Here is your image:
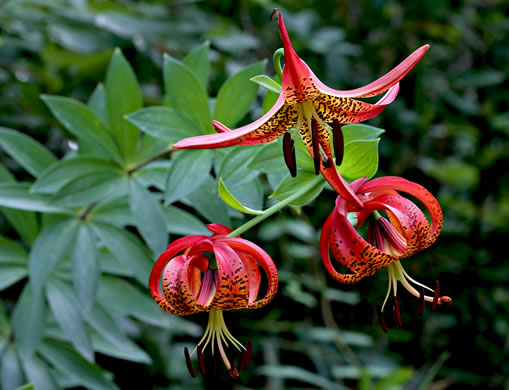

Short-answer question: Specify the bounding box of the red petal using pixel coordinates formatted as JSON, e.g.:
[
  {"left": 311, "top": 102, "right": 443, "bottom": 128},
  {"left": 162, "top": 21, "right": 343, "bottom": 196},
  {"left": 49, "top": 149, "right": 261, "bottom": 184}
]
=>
[{"left": 207, "top": 223, "right": 233, "bottom": 236}]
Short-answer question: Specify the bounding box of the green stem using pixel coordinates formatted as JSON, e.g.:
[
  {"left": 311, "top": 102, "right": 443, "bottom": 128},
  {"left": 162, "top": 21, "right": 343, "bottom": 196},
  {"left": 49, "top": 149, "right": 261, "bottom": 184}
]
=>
[
  {"left": 373, "top": 210, "right": 382, "bottom": 221},
  {"left": 273, "top": 48, "right": 284, "bottom": 79},
  {"left": 227, "top": 175, "right": 323, "bottom": 237}
]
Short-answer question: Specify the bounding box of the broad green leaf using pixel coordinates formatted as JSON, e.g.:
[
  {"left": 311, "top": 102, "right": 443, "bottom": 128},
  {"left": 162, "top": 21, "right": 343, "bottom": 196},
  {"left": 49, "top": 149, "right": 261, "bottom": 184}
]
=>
[
  {"left": 97, "top": 276, "right": 167, "bottom": 327},
  {"left": 0, "top": 127, "right": 56, "bottom": 177},
  {"left": 0, "top": 183, "right": 69, "bottom": 213},
  {"left": 0, "top": 265, "right": 27, "bottom": 290},
  {"left": 129, "top": 179, "right": 167, "bottom": 255},
  {"left": 39, "top": 340, "right": 119, "bottom": 390},
  {"left": 162, "top": 205, "right": 209, "bottom": 236},
  {"left": 105, "top": 49, "right": 142, "bottom": 161},
  {"left": 132, "top": 135, "right": 168, "bottom": 163},
  {"left": 0, "top": 205, "right": 38, "bottom": 246},
  {"left": 338, "top": 139, "right": 379, "bottom": 181},
  {"left": 15, "top": 385, "right": 35, "bottom": 390},
  {"left": 248, "top": 141, "right": 288, "bottom": 174},
  {"left": 1, "top": 345, "right": 24, "bottom": 390},
  {"left": 218, "top": 177, "right": 263, "bottom": 215},
  {"left": 46, "top": 280, "right": 93, "bottom": 361},
  {"left": 88, "top": 197, "right": 133, "bottom": 227},
  {"left": 0, "top": 235, "right": 28, "bottom": 265},
  {"left": 90, "top": 223, "right": 153, "bottom": 285},
  {"left": 375, "top": 367, "right": 414, "bottom": 390},
  {"left": 165, "top": 150, "right": 212, "bottom": 204},
  {"left": 98, "top": 247, "right": 134, "bottom": 277},
  {"left": 183, "top": 176, "right": 231, "bottom": 226},
  {"left": 72, "top": 224, "right": 99, "bottom": 309},
  {"left": 22, "top": 355, "right": 59, "bottom": 390},
  {"left": 0, "top": 302, "right": 10, "bottom": 353},
  {"left": 42, "top": 95, "right": 121, "bottom": 161},
  {"left": 126, "top": 106, "right": 202, "bottom": 143},
  {"left": 163, "top": 54, "right": 213, "bottom": 133},
  {"left": 87, "top": 83, "right": 108, "bottom": 125},
  {"left": 183, "top": 41, "right": 210, "bottom": 89},
  {"left": 270, "top": 172, "right": 325, "bottom": 207},
  {"left": 91, "top": 331, "right": 151, "bottom": 364},
  {"left": 50, "top": 172, "right": 128, "bottom": 208},
  {"left": 11, "top": 284, "right": 46, "bottom": 357},
  {"left": 134, "top": 160, "right": 171, "bottom": 191},
  {"left": 29, "top": 218, "right": 79, "bottom": 291},
  {"left": 0, "top": 164, "right": 14, "bottom": 180},
  {"left": 218, "top": 146, "right": 260, "bottom": 186},
  {"left": 214, "top": 60, "right": 266, "bottom": 128},
  {"left": 250, "top": 75, "right": 282, "bottom": 93},
  {"left": 32, "top": 156, "right": 123, "bottom": 194},
  {"left": 341, "top": 124, "right": 385, "bottom": 145}
]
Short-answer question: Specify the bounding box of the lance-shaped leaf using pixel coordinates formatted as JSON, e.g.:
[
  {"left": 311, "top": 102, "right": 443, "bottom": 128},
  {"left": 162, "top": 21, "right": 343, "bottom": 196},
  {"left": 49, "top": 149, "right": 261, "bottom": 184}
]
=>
[
  {"left": 1, "top": 345, "right": 24, "bottom": 390},
  {"left": 0, "top": 127, "right": 56, "bottom": 177},
  {"left": 270, "top": 171, "right": 325, "bottom": 207},
  {"left": 0, "top": 183, "right": 69, "bottom": 214},
  {"left": 21, "top": 354, "right": 59, "bottom": 390},
  {"left": 218, "top": 177, "right": 263, "bottom": 215},
  {"left": 183, "top": 41, "right": 210, "bottom": 89},
  {"left": 338, "top": 139, "right": 380, "bottom": 181}
]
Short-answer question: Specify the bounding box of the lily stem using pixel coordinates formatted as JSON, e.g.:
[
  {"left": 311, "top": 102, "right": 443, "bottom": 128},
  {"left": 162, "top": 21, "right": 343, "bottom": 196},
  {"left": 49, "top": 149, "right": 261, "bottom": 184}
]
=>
[{"left": 227, "top": 175, "right": 323, "bottom": 237}]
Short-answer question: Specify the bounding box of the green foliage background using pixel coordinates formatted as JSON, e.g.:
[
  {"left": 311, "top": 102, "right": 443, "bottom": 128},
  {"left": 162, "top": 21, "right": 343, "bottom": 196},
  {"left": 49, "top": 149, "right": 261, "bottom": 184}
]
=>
[{"left": 0, "top": 1, "right": 507, "bottom": 389}]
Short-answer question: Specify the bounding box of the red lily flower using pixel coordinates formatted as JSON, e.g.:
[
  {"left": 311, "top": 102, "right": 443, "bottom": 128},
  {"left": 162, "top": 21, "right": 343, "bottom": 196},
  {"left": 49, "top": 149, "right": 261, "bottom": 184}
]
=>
[
  {"left": 320, "top": 177, "right": 451, "bottom": 327},
  {"left": 173, "top": 11, "right": 429, "bottom": 210},
  {"left": 149, "top": 224, "right": 278, "bottom": 379}
]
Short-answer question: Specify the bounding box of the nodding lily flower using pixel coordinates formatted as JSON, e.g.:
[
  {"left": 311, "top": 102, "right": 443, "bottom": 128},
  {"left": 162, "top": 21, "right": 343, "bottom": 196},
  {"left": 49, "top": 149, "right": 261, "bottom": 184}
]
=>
[
  {"left": 320, "top": 176, "right": 451, "bottom": 330},
  {"left": 173, "top": 10, "right": 429, "bottom": 210},
  {"left": 149, "top": 224, "right": 278, "bottom": 379}
]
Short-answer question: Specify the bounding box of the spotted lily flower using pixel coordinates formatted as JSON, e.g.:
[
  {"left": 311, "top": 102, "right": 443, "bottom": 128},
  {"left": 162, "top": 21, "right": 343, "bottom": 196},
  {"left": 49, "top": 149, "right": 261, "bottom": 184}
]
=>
[
  {"left": 320, "top": 176, "right": 451, "bottom": 328},
  {"left": 148, "top": 224, "right": 278, "bottom": 379},
  {"left": 173, "top": 11, "right": 429, "bottom": 210}
]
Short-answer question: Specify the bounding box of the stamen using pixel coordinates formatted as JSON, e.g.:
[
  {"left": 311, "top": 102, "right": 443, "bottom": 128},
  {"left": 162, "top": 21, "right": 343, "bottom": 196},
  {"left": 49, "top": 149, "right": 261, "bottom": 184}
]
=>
[
  {"left": 440, "top": 296, "right": 452, "bottom": 306},
  {"left": 184, "top": 347, "right": 197, "bottom": 377},
  {"left": 332, "top": 120, "right": 344, "bottom": 166},
  {"left": 417, "top": 287, "right": 425, "bottom": 316},
  {"left": 378, "top": 218, "right": 407, "bottom": 255},
  {"left": 319, "top": 145, "right": 332, "bottom": 168},
  {"left": 392, "top": 297, "right": 402, "bottom": 328},
  {"left": 432, "top": 280, "right": 440, "bottom": 311},
  {"left": 377, "top": 305, "right": 388, "bottom": 333},
  {"left": 197, "top": 269, "right": 216, "bottom": 306},
  {"left": 311, "top": 119, "right": 321, "bottom": 175},
  {"left": 240, "top": 341, "right": 253, "bottom": 370},
  {"left": 197, "top": 346, "right": 206, "bottom": 376},
  {"left": 283, "top": 132, "right": 297, "bottom": 177}
]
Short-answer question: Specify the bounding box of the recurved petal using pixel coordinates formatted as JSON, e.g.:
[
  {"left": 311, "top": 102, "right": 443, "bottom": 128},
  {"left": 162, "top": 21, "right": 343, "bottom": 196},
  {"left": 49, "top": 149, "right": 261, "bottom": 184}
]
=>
[
  {"left": 311, "top": 44, "right": 429, "bottom": 98},
  {"left": 207, "top": 223, "right": 233, "bottom": 236},
  {"left": 314, "top": 84, "right": 400, "bottom": 124},
  {"left": 173, "top": 94, "right": 298, "bottom": 149},
  {"left": 359, "top": 177, "right": 442, "bottom": 245}
]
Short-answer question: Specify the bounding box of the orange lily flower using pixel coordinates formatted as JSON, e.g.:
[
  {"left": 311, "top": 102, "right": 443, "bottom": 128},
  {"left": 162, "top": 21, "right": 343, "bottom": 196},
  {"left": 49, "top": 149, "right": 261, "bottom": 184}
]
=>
[
  {"left": 174, "top": 11, "right": 429, "bottom": 210},
  {"left": 149, "top": 224, "right": 278, "bottom": 378},
  {"left": 320, "top": 177, "right": 451, "bottom": 329}
]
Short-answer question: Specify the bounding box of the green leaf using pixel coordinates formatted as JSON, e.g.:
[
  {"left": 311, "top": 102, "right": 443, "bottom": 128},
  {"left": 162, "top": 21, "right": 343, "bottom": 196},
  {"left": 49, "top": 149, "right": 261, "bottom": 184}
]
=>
[
  {"left": 129, "top": 179, "right": 167, "bottom": 255},
  {"left": 39, "top": 339, "right": 119, "bottom": 390},
  {"left": 91, "top": 331, "right": 152, "bottom": 364},
  {"left": 46, "top": 279, "right": 93, "bottom": 362},
  {"left": 214, "top": 60, "right": 266, "bottom": 128},
  {"left": 0, "top": 205, "right": 39, "bottom": 246},
  {"left": 162, "top": 205, "right": 210, "bottom": 235},
  {"left": 0, "top": 183, "right": 69, "bottom": 214},
  {"left": 87, "top": 83, "right": 108, "bottom": 125},
  {"left": 163, "top": 54, "right": 213, "bottom": 133},
  {"left": 183, "top": 176, "right": 231, "bottom": 226},
  {"left": 134, "top": 160, "right": 171, "bottom": 191},
  {"left": 126, "top": 106, "right": 202, "bottom": 144},
  {"left": 0, "top": 127, "right": 56, "bottom": 177},
  {"left": 11, "top": 284, "right": 46, "bottom": 357},
  {"left": 165, "top": 150, "right": 212, "bottom": 204},
  {"left": 88, "top": 197, "right": 133, "bottom": 227},
  {"left": 259, "top": 365, "right": 340, "bottom": 389},
  {"left": 338, "top": 139, "right": 379, "bottom": 181},
  {"left": 218, "top": 177, "right": 263, "bottom": 215},
  {"left": 42, "top": 95, "right": 121, "bottom": 161},
  {"left": 15, "top": 385, "right": 35, "bottom": 390},
  {"left": 50, "top": 172, "right": 128, "bottom": 208},
  {"left": 32, "top": 156, "right": 123, "bottom": 194},
  {"left": 21, "top": 355, "right": 59, "bottom": 390},
  {"left": 72, "top": 223, "right": 99, "bottom": 309},
  {"left": 270, "top": 172, "right": 325, "bottom": 207},
  {"left": 0, "top": 265, "right": 27, "bottom": 290},
  {"left": 105, "top": 48, "right": 142, "bottom": 161},
  {"left": 341, "top": 124, "right": 385, "bottom": 145},
  {"left": 1, "top": 345, "right": 24, "bottom": 390},
  {"left": 183, "top": 41, "right": 210, "bottom": 89},
  {"left": 0, "top": 235, "right": 28, "bottom": 265},
  {"left": 247, "top": 142, "right": 288, "bottom": 174},
  {"left": 218, "top": 146, "right": 260, "bottom": 185},
  {"left": 250, "top": 75, "right": 282, "bottom": 94},
  {"left": 90, "top": 223, "right": 153, "bottom": 285},
  {"left": 97, "top": 276, "right": 167, "bottom": 327},
  {"left": 29, "top": 218, "right": 79, "bottom": 291}
]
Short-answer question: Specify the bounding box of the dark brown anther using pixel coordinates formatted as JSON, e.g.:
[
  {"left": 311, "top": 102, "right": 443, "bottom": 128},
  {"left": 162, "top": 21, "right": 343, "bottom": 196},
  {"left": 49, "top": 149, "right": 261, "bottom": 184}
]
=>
[
  {"left": 311, "top": 119, "right": 321, "bottom": 175},
  {"left": 332, "top": 119, "right": 344, "bottom": 166},
  {"left": 392, "top": 297, "right": 402, "bottom": 328},
  {"left": 270, "top": 8, "right": 278, "bottom": 22},
  {"left": 184, "top": 347, "right": 196, "bottom": 378},
  {"left": 417, "top": 287, "right": 425, "bottom": 316},
  {"left": 283, "top": 132, "right": 297, "bottom": 177},
  {"left": 197, "top": 346, "right": 206, "bottom": 376},
  {"left": 432, "top": 280, "right": 440, "bottom": 312},
  {"left": 241, "top": 341, "right": 253, "bottom": 370},
  {"left": 377, "top": 305, "right": 388, "bottom": 333}
]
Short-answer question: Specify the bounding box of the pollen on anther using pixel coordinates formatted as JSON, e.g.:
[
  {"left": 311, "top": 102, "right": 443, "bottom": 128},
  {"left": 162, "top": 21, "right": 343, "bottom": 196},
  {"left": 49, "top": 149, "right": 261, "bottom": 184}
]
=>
[{"left": 184, "top": 347, "right": 196, "bottom": 377}]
